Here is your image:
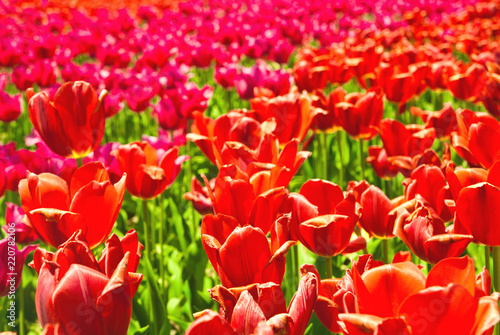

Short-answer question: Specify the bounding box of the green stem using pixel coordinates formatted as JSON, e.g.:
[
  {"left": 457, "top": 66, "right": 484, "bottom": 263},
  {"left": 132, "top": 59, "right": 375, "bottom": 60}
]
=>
[
  {"left": 359, "top": 140, "right": 366, "bottom": 180},
  {"left": 382, "top": 238, "right": 389, "bottom": 264},
  {"left": 336, "top": 132, "right": 344, "bottom": 188},
  {"left": 159, "top": 193, "right": 165, "bottom": 290},
  {"left": 292, "top": 244, "right": 299, "bottom": 289},
  {"left": 75, "top": 157, "right": 83, "bottom": 168},
  {"left": 325, "top": 257, "right": 332, "bottom": 279},
  {"left": 142, "top": 200, "right": 151, "bottom": 258},
  {"left": 19, "top": 275, "right": 24, "bottom": 335},
  {"left": 493, "top": 246, "right": 500, "bottom": 292},
  {"left": 321, "top": 132, "right": 328, "bottom": 181},
  {"left": 185, "top": 123, "right": 197, "bottom": 241},
  {"left": 226, "top": 89, "right": 232, "bottom": 111},
  {"left": 486, "top": 246, "right": 491, "bottom": 274},
  {"left": 493, "top": 246, "right": 500, "bottom": 335}
]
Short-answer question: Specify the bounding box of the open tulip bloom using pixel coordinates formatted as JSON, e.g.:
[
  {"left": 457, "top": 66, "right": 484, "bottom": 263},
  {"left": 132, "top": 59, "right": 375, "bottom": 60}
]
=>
[
  {"left": 19, "top": 161, "right": 126, "bottom": 249},
  {"left": 30, "top": 230, "right": 143, "bottom": 335}
]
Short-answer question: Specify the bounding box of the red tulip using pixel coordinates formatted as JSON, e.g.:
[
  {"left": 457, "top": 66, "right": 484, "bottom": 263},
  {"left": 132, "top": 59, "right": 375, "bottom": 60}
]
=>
[
  {"left": 19, "top": 162, "right": 126, "bottom": 249},
  {"left": 335, "top": 256, "right": 499, "bottom": 335},
  {"left": 451, "top": 109, "right": 500, "bottom": 168},
  {"left": 293, "top": 59, "right": 330, "bottom": 92},
  {"left": 27, "top": 81, "right": 107, "bottom": 158},
  {"left": 455, "top": 160, "right": 500, "bottom": 245},
  {"left": 201, "top": 214, "right": 295, "bottom": 288},
  {"left": 203, "top": 168, "right": 288, "bottom": 234},
  {"left": 187, "top": 271, "right": 318, "bottom": 335},
  {"left": 250, "top": 90, "right": 318, "bottom": 143},
  {"left": 282, "top": 180, "right": 362, "bottom": 254},
  {"left": 446, "top": 63, "right": 487, "bottom": 101},
  {"left": 394, "top": 204, "right": 473, "bottom": 264},
  {"left": 445, "top": 165, "right": 487, "bottom": 201},
  {"left": 404, "top": 165, "right": 454, "bottom": 222},
  {"left": 183, "top": 176, "right": 214, "bottom": 215},
  {"left": 30, "top": 230, "right": 143, "bottom": 335},
  {"left": 114, "top": 141, "right": 187, "bottom": 199},
  {"left": 359, "top": 185, "right": 397, "bottom": 238},
  {"left": 0, "top": 74, "right": 21, "bottom": 122},
  {"left": 410, "top": 103, "right": 458, "bottom": 139},
  {"left": 297, "top": 195, "right": 361, "bottom": 257},
  {"left": 335, "top": 87, "right": 384, "bottom": 140},
  {"left": 310, "top": 87, "right": 342, "bottom": 132},
  {"left": 368, "top": 119, "right": 436, "bottom": 178}
]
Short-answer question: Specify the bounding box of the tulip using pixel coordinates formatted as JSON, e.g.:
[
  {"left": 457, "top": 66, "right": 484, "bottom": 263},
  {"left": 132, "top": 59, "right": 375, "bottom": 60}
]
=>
[
  {"left": 404, "top": 165, "right": 454, "bottom": 222},
  {"left": 30, "top": 230, "right": 143, "bottom": 335},
  {"left": 0, "top": 238, "right": 37, "bottom": 297},
  {"left": 187, "top": 271, "right": 318, "bottom": 335},
  {"left": 410, "top": 104, "right": 458, "bottom": 139},
  {"left": 1, "top": 142, "right": 27, "bottom": 192},
  {"left": 0, "top": 74, "right": 21, "bottom": 123},
  {"left": 310, "top": 88, "right": 342, "bottom": 132},
  {"left": 455, "top": 161, "right": 500, "bottom": 246},
  {"left": 114, "top": 141, "right": 187, "bottom": 199},
  {"left": 446, "top": 63, "right": 487, "bottom": 101},
  {"left": 19, "top": 162, "right": 126, "bottom": 249},
  {"left": 2, "top": 203, "right": 38, "bottom": 244},
  {"left": 450, "top": 109, "right": 500, "bottom": 168},
  {"left": 335, "top": 87, "right": 384, "bottom": 140},
  {"left": 27, "top": 81, "right": 107, "bottom": 159},
  {"left": 183, "top": 176, "right": 214, "bottom": 215},
  {"left": 358, "top": 185, "right": 397, "bottom": 239},
  {"left": 394, "top": 204, "right": 473, "bottom": 264},
  {"left": 201, "top": 214, "right": 295, "bottom": 288},
  {"left": 250, "top": 90, "right": 317, "bottom": 143},
  {"left": 335, "top": 256, "right": 499, "bottom": 335},
  {"left": 291, "top": 180, "right": 361, "bottom": 257},
  {"left": 368, "top": 119, "right": 436, "bottom": 178}
]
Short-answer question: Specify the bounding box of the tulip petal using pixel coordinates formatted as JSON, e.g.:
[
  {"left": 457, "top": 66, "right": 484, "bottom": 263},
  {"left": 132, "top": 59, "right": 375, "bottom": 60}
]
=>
[
  {"left": 52, "top": 264, "right": 109, "bottom": 334},
  {"left": 354, "top": 262, "right": 426, "bottom": 317},
  {"left": 398, "top": 285, "right": 477, "bottom": 335},
  {"left": 288, "top": 272, "right": 318, "bottom": 335},
  {"left": 231, "top": 290, "right": 266, "bottom": 335},
  {"left": 219, "top": 226, "right": 272, "bottom": 287},
  {"left": 185, "top": 310, "right": 236, "bottom": 335},
  {"left": 455, "top": 183, "right": 500, "bottom": 246}
]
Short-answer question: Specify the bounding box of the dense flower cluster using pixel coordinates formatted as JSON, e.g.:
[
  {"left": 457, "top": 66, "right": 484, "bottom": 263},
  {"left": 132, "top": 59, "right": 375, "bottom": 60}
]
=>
[{"left": 1, "top": 0, "right": 500, "bottom": 333}]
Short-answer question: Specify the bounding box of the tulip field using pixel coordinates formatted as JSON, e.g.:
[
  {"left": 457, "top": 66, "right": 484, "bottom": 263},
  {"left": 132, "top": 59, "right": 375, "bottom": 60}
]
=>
[{"left": 3, "top": 0, "right": 500, "bottom": 333}]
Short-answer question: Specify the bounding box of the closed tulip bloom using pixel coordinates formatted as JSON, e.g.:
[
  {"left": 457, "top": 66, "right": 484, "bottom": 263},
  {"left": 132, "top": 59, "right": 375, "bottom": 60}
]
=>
[
  {"left": 201, "top": 214, "right": 295, "bottom": 288},
  {"left": 359, "top": 185, "right": 397, "bottom": 238},
  {"left": 0, "top": 238, "right": 37, "bottom": 296},
  {"left": 455, "top": 160, "right": 500, "bottom": 245},
  {"left": 0, "top": 74, "right": 21, "bottom": 122},
  {"left": 115, "top": 141, "right": 187, "bottom": 199},
  {"left": 27, "top": 81, "right": 107, "bottom": 159},
  {"left": 19, "top": 162, "right": 126, "bottom": 249},
  {"left": 30, "top": 230, "right": 142, "bottom": 335},
  {"left": 335, "top": 87, "right": 384, "bottom": 140}
]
